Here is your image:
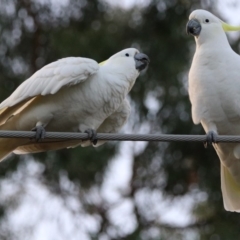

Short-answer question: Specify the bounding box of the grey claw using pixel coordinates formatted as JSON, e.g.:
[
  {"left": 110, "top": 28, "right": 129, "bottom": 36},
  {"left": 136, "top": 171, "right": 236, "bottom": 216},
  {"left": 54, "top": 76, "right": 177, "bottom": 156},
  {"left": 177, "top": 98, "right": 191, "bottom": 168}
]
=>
[
  {"left": 204, "top": 131, "right": 217, "bottom": 148},
  {"left": 84, "top": 129, "right": 98, "bottom": 145},
  {"left": 32, "top": 126, "right": 46, "bottom": 141}
]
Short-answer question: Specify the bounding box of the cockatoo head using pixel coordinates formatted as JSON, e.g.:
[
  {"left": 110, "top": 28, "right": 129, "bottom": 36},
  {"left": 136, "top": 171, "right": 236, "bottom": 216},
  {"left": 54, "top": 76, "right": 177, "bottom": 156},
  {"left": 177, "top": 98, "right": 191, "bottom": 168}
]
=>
[
  {"left": 100, "top": 48, "right": 149, "bottom": 73},
  {"left": 186, "top": 9, "right": 240, "bottom": 41}
]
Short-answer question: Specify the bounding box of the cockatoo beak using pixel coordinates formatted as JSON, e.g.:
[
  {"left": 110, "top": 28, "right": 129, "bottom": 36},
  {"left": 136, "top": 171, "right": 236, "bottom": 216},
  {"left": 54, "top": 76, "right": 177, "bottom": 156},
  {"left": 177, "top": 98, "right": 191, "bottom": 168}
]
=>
[
  {"left": 186, "top": 19, "right": 202, "bottom": 37},
  {"left": 134, "top": 53, "right": 150, "bottom": 71},
  {"left": 222, "top": 21, "right": 240, "bottom": 32}
]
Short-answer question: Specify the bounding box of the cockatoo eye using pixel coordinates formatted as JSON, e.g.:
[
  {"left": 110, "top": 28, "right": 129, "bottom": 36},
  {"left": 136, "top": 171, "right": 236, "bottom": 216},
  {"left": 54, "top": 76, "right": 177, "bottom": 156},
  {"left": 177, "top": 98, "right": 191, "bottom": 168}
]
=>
[
  {"left": 125, "top": 53, "right": 129, "bottom": 57},
  {"left": 205, "top": 19, "right": 210, "bottom": 23}
]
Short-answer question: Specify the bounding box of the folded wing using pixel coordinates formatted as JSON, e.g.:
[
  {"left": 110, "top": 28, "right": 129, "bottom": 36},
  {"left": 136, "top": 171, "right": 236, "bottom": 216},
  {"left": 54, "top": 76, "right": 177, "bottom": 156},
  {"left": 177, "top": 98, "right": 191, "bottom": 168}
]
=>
[{"left": 0, "top": 57, "right": 99, "bottom": 124}]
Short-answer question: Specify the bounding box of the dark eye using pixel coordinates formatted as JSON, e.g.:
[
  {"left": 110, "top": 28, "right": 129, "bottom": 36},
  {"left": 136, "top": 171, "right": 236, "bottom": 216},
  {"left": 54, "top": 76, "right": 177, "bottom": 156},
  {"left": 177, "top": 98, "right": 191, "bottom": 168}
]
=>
[
  {"left": 125, "top": 53, "right": 129, "bottom": 57},
  {"left": 205, "top": 19, "right": 209, "bottom": 23}
]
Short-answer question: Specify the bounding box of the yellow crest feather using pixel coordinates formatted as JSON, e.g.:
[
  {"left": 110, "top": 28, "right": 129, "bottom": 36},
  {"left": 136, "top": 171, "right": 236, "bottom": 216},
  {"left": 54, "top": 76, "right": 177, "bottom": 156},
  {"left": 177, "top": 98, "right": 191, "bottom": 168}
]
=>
[
  {"left": 99, "top": 60, "right": 107, "bottom": 66},
  {"left": 222, "top": 21, "right": 240, "bottom": 32}
]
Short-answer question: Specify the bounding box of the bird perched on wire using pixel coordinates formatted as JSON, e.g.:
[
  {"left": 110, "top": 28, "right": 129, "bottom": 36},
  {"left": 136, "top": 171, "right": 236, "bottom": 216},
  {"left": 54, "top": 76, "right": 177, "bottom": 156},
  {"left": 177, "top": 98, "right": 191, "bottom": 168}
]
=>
[
  {"left": 187, "top": 9, "right": 240, "bottom": 212},
  {"left": 0, "top": 48, "right": 149, "bottom": 161}
]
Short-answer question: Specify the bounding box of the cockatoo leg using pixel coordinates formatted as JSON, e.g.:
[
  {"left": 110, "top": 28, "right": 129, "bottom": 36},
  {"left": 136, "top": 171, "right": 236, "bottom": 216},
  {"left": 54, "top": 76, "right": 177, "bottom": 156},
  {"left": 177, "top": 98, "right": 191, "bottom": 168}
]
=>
[
  {"left": 84, "top": 129, "right": 98, "bottom": 145},
  {"left": 204, "top": 130, "right": 218, "bottom": 148},
  {"left": 31, "top": 125, "right": 46, "bottom": 141}
]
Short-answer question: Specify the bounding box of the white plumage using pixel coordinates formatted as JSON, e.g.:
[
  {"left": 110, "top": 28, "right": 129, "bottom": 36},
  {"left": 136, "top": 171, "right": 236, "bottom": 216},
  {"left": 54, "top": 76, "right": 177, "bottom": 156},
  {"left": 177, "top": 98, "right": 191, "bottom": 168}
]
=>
[
  {"left": 0, "top": 48, "right": 149, "bottom": 160},
  {"left": 187, "top": 9, "right": 240, "bottom": 211}
]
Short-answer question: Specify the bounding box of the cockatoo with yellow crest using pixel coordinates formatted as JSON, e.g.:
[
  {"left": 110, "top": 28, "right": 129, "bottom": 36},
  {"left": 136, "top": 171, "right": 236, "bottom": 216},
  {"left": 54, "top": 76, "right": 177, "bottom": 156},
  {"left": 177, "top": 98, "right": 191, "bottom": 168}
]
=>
[
  {"left": 187, "top": 9, "right": 240, "bottom": 212},
  {"left": 0, "top": 48, "right": 149, "bottom": 161}
]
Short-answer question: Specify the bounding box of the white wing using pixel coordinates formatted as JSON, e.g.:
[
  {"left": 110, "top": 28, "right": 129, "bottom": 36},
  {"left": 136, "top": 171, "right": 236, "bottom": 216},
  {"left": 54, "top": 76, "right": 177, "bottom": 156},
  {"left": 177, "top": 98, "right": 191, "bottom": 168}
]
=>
[
  {"left": 13, "top": 99, "right": 131, "bottom": 153},
  {"left": 0, "top": 57, "right": 99, "bottom": 109}
]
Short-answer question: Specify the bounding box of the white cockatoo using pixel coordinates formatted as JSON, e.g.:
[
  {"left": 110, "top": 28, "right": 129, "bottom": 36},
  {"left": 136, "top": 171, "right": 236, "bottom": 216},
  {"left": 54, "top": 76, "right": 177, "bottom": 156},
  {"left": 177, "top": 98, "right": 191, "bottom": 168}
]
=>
[
  {"left": 0, "top": 48, "right": 149, "bottom": 161},
  {"left": 187, "top": 9, "right": 240, "bottom": 212}
]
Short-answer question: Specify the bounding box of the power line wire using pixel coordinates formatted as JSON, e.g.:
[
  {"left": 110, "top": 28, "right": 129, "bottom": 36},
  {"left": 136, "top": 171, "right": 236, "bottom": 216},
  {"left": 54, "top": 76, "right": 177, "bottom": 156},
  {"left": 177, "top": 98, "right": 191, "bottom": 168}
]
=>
[{"left": 0, "top": 130, "right": 239, "bottom": 143}]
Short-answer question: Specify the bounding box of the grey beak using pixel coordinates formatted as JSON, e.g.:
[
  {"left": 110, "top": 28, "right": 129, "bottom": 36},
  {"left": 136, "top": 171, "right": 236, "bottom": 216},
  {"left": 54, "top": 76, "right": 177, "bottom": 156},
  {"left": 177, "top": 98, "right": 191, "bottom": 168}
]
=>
[
  {"left": 135, "top": 53, "right": 150, "bottom": 71},
  {"left": 186, "top": 19, "right": 202, "bottom": 36}
]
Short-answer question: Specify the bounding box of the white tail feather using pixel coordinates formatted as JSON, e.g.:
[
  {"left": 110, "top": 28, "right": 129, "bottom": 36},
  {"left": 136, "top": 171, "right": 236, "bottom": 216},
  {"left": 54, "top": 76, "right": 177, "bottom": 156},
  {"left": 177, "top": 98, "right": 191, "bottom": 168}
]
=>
[{"left": 221, "top": 163, "right": 240, "bottom": 212}]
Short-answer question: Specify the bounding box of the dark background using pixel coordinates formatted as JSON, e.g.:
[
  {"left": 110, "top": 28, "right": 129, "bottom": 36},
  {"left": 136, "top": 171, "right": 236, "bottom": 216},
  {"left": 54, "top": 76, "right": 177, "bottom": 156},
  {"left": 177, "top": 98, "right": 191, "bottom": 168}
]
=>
[{"left": 0, "top": 0, "right": 240, "bottom": 239}]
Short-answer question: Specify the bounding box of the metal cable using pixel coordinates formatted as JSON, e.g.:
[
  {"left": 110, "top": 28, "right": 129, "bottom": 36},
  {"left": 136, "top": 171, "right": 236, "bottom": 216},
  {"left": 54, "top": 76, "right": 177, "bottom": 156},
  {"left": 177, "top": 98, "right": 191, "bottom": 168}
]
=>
[{"left": 0, "top": 130, "right": 240, "bottom": 143}]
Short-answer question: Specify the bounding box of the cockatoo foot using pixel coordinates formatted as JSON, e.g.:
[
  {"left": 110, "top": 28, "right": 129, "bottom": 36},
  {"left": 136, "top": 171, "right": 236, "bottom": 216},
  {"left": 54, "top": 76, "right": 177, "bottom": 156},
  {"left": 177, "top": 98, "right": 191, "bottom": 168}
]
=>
[
  {"left": 31, "top": 126, "right": 46, "bottom": 141},
  {"left": 204, "top": 131, "right": 217, "bottom": 148},
  {"left": 84, "top": 129, "right": 98, "bottom": 145}
]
